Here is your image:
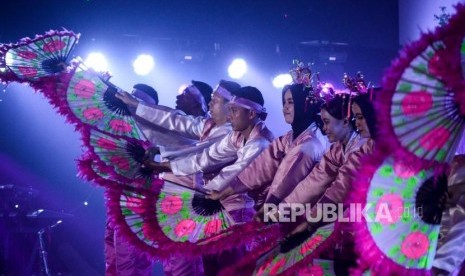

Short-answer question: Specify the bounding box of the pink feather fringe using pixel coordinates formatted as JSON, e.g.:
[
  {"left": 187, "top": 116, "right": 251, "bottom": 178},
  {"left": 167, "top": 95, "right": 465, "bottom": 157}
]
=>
[
  {"left": 345, "top": 148, "right": 433, "bottom": 276},
  {"left": 0, "top": 29, "right": 80, "bottom": 85},
  {"left": 105, "top": 184, "right": 282, "bottom": 261},
  {"left": 218, "top": 223, "right": 340, "bottom": 276},
  {"left": 377, "top": 3, "right": 465, "bottom": 173}
]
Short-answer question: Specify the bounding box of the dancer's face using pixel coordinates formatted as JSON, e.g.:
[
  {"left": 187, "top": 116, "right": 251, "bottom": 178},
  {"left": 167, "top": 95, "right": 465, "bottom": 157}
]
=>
[
  {"left": 209, "top": 91, "right": 229, "bottom": 125},
  {"left": 228, "top": 105, "right": 253, "bottom": 131},
  {"left": 320, "top": 108, "right": 350, "bottom": 143},
  {"left": 352, "top": 102, "right": 371, "bottom": 138},
  {"left": 176, "top": 86, "right": 201, "bottom": 115},
  {"left": 282, "top": 90, "right": 295, "bottom": 125}
]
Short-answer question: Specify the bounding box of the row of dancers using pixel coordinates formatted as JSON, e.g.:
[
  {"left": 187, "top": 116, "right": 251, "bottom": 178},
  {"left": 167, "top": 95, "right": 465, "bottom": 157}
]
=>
[{"left": 0, "top": 27, "right": 463, "bottom": 273}]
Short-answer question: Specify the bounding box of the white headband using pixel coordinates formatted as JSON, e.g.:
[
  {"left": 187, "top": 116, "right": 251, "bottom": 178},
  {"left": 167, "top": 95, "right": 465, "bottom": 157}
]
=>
[
  {"left": 187, "top": 85, "right": 208, "bottom": 113},
  {"left": 229, "top": 96, "right": 266, "bottom": 113},
  {"left": 213, "top": 85, "right": 233, "bottom": 101}
]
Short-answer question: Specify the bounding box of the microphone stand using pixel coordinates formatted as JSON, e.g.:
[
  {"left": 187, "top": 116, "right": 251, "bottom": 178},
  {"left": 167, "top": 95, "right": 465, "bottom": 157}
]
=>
[{"left": 37, "top": 220, "right": 62, "bottom": 276}]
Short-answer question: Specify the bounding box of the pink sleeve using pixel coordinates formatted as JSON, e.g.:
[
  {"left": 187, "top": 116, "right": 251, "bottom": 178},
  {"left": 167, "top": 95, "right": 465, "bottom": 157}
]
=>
[
  {"left": 283, "top": 143, "right": 344, "bottom": 204},
  {"left": 323, "top": 139, "right": 375, "bottom": 203},
  {"left": 236, "top": 136, "right": 286, "bottom": 190},
  {"left": 266, "top": 139, "right": 324, "bottom": 201}
]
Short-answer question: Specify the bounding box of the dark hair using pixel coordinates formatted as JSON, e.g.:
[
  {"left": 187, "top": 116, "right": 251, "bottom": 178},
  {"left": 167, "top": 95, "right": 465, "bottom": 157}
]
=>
[
  {"left": 322, "top": 96, "right": 349, "bottom": 120},
  {"left": 192, "top": 80, "right": 213, "bottom": 105},
  {"left": 219, "top": 80, "right": 241, "bottom": 95},
  {"left": 322, "top": 95, "right": 355, "bottom": 130},
  {"left": 353, "top": 92, "right": 377, "bottom": 138},
  {"left": 133, "top": 83, "right": 158, "bottom": 104},
  {"left": 231, "top": 86, "right": 265, "bottom": 106},
  {"left": 282, "top": 83, "right": 322, "bottom": 138}
]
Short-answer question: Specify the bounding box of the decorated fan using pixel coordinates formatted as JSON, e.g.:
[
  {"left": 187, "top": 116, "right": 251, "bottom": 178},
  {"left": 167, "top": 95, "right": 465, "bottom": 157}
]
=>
[
  {"left": 105, "top": 187, "right": 162, "bottom": 257},
  {"left": 76, "top": 151, "right": 161, "bottom": 191},
  {"left": 106, "top": 179, "right": 280, "bottom": 259},
  {"left": 81, "top": 128, "right": 159, "bottom": 190},
  {"left": 64, "top": 67, "right": 145, "bottom": 139},
  {"left": 153, "top": 180, "right": 233, "bottom": 243},
  {"left": 221, "top": 224, "right": 336, "bottom": 276},
  {"left": 378, "top": 3, "right": 465, "bottom": 168},
  {"left": 348, "top": 153, "right": 447, "bottom": 275},
  {"left": 0, "top": 29, "right": 79, "bottom": 82}
]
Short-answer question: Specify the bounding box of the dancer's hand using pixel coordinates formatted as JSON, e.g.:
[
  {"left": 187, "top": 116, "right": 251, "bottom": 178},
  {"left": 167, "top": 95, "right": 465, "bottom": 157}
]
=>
[{"left": 115, "top": 92, "right": 139, "bottom": 108}]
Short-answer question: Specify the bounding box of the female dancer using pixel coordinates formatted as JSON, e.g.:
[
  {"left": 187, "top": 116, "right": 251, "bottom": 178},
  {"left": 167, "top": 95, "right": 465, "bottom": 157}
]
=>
[{"left": 207, "top": 83, "right": 326, "bottom": 212}]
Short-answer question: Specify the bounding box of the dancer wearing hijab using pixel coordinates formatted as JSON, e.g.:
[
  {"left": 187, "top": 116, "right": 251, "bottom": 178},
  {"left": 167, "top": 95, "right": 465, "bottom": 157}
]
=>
[
  {"left": 281, "top": 93, "right": 375, "bottom": 216},
  {"left": 207, "top": 83, "right": 326, "bottom": 212},
  {"left": 278, "top": 92, "right": 377, "bottom": 275}
]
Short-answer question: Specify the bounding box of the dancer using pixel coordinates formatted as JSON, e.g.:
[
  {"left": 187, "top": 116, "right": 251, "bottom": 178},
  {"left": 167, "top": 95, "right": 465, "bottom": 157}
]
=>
[
  {"left": 115, "top": 80, "right": 239, "bottom": 275},
  {"left": 104, "top": 83, "right": 158, "bottom": 276},
  {"left": 207, "top": 83, "right": 326, "bottom": 212},
  {"left": 432, "top": 154, "right": 465, "bottom": 276},
  {"left": 278, "top": 92, "right": 376, "bottom": 275},
  {"left": 146, "top": 86, "right": 274, "bottom": 275}
]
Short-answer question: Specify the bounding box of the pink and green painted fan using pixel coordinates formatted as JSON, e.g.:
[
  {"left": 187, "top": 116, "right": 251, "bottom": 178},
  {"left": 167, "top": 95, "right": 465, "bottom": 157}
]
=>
[
  {"left": 379, "top": 3, "right": 465, "bottom": 168},
  {"left": 0, "top": 29, "right": 79, "bottom": 82},
  {"left": 81, "top": 128, "right": 158, "bottom": 190},
  {"left": 107, "top": 178, "right": 278, "bottom": 258},
  {"left": 252, "top": 226, "right": 334, "bottom": 276},
  {"left": 222, "top": 224, "right": 335, "bottom": 276},
  {"left": 105, "top": 187, "right": 163, "bottom": 257},
  {"left": 65, "top": 68, "right": 145, "bottom": 139},
  {"left": 153, "top": 180, "right": 234, "bottom": 244},
  {"left": 76, "top": 151, "right": 161, "bottom": 191},
  {"left": 348, "top": 153, "right": 447, "bottom": 275},
  {"left": 299, "top": 259, "right": 335, "bottom": 276}
]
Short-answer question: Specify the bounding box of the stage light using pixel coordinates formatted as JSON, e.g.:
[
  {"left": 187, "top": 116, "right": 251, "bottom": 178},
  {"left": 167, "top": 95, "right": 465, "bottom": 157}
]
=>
[
  {"left": 272, "top": 73, "right": 292, "bottom": 88},
  {"left": 228, "top": 58, "right": 247, "bottom": 79},
  {"left": 84, "top": 52, "right": 108, "bottom": 72},
  {"left": 133, "top": 54, "right": 155, "bottom": 76},
  {"left": 83, "top": 201, "right": 88, "bottom": 206}
]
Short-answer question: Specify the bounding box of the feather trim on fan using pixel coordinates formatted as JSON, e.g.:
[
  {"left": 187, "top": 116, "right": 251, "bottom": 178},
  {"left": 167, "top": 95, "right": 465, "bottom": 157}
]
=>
[
  {"left": 63, "top": 66, "right": 145, "bottom": 139},
  {"left": 0, "top": 29, "right": 80, "bottom": 82},
  {"left": 219, "top": 223, "right": 339, "bottom": 276},
  {"left": 346, "top": 149, "right": 445, "bottom": 276},
  {"left": 377, "top": 3, "right": 465, "bottom": 171},
  {"left": 106, "top": 181, "right": 281, "bottom": 260},
  {"left": 105, "top": 187, "right": 162, "bottom": 258},
  {"left": 80, "top": 127, "right": 161, "bottom": 190}
]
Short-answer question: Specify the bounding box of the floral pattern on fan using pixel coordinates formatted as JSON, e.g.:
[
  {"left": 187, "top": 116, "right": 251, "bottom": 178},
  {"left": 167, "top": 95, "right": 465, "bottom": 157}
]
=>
[
  {"left": 83, "top": 128, "right": 158, "bottom": 189},
  {"left": 119, "top": 189, "right": 159, "bottom": 249},
  {"left": 298, "top": 259, "right": 335, "bottom": 276},
  {"left": 388, "top": 41, "right": 465, "bottom": 164},
  {"left": 253, "top": 227, "right": 333, "bottom": 276},
  {"left": 365, "top": 157, "right": 441, "bottom": 270},
  {"left": 1, "top": 30, "right": 79, "bottom": 80},
  {"left": 378, "top": 3, "right": 465, "bottom": 169},
  {"left": 156, "top": 181, "right": 233, "bottom": 243},
  {"left": 66, "top": 69, "right": 144, "bottom": 139}
]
